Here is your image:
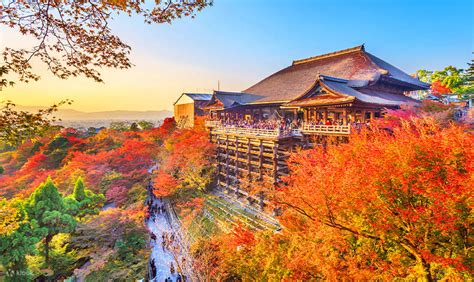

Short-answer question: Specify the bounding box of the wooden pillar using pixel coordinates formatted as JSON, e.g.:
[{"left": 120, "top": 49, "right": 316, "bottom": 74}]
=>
[
  {"left": 234, "top": 136, "right": 239, "bottom": 180},
  {"left": 234, "top": 136, "right": 239, "bottom": 195},
  {"left": 217, "top": 135, "right": 221, "bottom": 187},
  {"left": 323, "top": 110, "right": 328, "bottom": 123},
  {"left": 259, "top": 140, "right": 264, "bottom": 181},
  {"left": 225, "top": 135, "right": 230, "bottom": 190},
  {"left": 247, "top": 138, "right": 252, "bottom": 181},
  {"left": 342, "top": 109, "right": 347, "bottom": 125},
  {"left": 361, "top": 110, "right": 366, "bottom": 122},
  {"left": 273, "top": 142, "right": 278, "bottom": 184}
]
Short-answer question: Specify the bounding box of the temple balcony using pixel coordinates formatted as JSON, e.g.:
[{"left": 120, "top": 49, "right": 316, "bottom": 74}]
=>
[
  {"left": 300, "top": 124, "right": 351, "bottom": 135},
  {"left": 205, "top": 120, "right": 221, "bottom": 128},
  {"left": 211, "top": 126, "right": 296, "bottom": 139},
  {"left": 205, "top": 121, "right": 352, "bottom": 138}
]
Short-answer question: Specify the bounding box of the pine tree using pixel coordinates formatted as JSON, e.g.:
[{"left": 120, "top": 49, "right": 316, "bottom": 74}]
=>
[
  {"left": 26, "top": 177, "right": 76, "bottom": 264},
  {"left": 466, "top": 56, "right": 474, "bottom": 86},
  {"left": 67, "top": 177, "right": 105, "bottom": 219},
  {"left": 73, "top": 176, "right": 86, "bottom": 202}
]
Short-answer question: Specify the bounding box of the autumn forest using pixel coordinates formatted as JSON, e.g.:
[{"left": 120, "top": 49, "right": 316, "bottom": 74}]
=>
[{"left": 0, "top": 0, "right": 473, "bottom": 281}]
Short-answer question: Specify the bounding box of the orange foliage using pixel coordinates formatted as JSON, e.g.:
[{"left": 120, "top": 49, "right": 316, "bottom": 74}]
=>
[
  {"left": 192, "top": 114, "right": 472, "bottom": 281},
  {"left": 431, "top": 80, "right": 452, "bottom": 95},
  {"left": 152, "top": 171, "right": 178, "bottom": 197},
  {"left": 152, "top": 125, "right": 214, "bottom": 197},
  {"left": 274, "top": 116, "right": 473, "bottom": 279}
]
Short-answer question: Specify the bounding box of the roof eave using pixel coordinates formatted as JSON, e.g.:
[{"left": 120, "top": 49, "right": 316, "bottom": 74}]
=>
[
  {"left": 245, "top": 100, "right": 290, "bottom": 105},
  {"left": 379, "top": 75, "right": 430, "bottom": 90}
]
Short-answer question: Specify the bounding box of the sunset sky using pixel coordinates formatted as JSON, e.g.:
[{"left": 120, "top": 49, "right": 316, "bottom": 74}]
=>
[{"left": 1, "top": 0, "right": 472, "bottom": 112}]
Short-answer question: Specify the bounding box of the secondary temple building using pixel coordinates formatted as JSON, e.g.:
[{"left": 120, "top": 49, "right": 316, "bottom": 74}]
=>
[
  {"left": 174, "top": 45, "right": 429, "bottom": 211},
  {"left": 174, "top": 93, "right": 213, "bottom": 128}
]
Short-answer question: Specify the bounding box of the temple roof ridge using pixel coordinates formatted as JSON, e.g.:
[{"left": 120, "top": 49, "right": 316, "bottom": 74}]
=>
[{"left": 292, "top": 45, "right": 365, "bottom": 65}]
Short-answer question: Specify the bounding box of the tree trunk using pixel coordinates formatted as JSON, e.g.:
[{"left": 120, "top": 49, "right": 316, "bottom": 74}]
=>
[
  {"left": 44, "top": 234, "right": 53, "bottom": 265},
  {"left": 421, "top": 257, "right": 433, "bottom": 282}
]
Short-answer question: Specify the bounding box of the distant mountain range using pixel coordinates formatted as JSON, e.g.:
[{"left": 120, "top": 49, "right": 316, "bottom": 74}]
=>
[{"left": 14, "top": 105, "right": 173, "bottom": 121}]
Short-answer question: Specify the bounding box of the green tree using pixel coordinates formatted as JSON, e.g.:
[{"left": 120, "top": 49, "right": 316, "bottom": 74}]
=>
[
  {"left": 26, "top": 177, "right": 76, "bottom": 264},
  {"left": 66, "top": 177, "right": 105, "bottom": 219},
  {"left": 457, "top": 56, "right": 474, "bottom": 100},
  {"left": 0, "top": 199, "right": 40, "bottom": 281},
  {"left": 110, "top": 121, "right": 130, "bottom": 132},
  {"left": 431, "top": 66, "right": 464, "bottom": 91},
  {"left": 138, "top": 120, "right": 154, "bottom": 130},
  {"left": 417, "top": 64, "right": 474, "bottom": 99},
  {"left": 466, "top": 56, "right": 474, "bottom": 86},
  {"left": 130, "top": 122, "right": 139, "bottom": 132},
  {"left": 416, "top": 69, "right": 433, "bottom": 83}
]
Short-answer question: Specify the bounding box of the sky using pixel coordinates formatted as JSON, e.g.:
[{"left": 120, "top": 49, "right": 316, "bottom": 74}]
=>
[{"left": 1, "top": 0, "right": 473, "bottom": 112}]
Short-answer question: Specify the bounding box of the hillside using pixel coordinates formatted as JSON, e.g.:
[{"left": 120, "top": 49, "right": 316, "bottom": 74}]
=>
[{"left": 14, "top": 105, "right": 172, "bottom": 121}]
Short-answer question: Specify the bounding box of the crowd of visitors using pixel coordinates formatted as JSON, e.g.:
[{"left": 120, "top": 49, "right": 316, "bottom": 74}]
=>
[
  {"left": 218, "top": 118, "right": 299, "bottom": 131},
  {"left": 146, "top": 180, "right": 187, "bottom": 282},
  {"left": 302, "top": 119, "right": 370, "bottom": 127},
  {"left": 208, "top": 117, "right": 370, "bottom": 132}
]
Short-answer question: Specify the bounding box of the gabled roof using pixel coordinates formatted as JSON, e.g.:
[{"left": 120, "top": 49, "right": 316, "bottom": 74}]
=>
[
  {"left": 204, "top": 91, "right": 264, "bottom": 110},
  {"left": 283, "top": 75, "right": 419, "bottom": 107},
  {"left": 243, "top": 45, "right": 429, "bottom": 104},
  {"left": 173, "top": 93, "right": 213, "bottom": 105}
]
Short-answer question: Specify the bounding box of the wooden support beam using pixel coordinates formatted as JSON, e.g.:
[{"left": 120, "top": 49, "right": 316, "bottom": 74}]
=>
[
  {"left": 225, "top": 135, "right": 230, "bottom": 190},
  {"left": 216, "top": 135, "right": 221, "bottom": 186},
  {"left": 234, "top": 136, "right": 239, "bottom": 182},
  {"left": 259, "top": 139, "right": 264, "bottom": 181},
  {"left": 247, "top": 138, "right": 252, "bottom": 181},
  {"left": 273, "top": 142, "right": 278, "bottom": 184},
  {"left": 361, "top": 110, "right": 366, "bottom": 122}
]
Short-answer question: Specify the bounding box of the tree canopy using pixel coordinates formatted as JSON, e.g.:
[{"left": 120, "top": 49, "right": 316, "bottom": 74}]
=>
[
  {"left": 26, "top": 177, "right": 77, "bottom": 264},
  {"left": 417, "top": 63, "right": 474, "bottom": 98},
  {"left": 190, "top": 108, "right": 473, "bottom": 281},
  {"left": 66, "top": 177, "right": 105, "bottom": 219},
  {"left": 0, "top": 0, "right": 211, "bottom": 85}
]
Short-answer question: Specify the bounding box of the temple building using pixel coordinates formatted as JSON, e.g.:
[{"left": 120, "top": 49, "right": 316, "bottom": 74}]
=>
[
  {"left": 200, "top": 45, "right": 429, "bottom": 212},
  {"left": 204, "top": 45, "right": 428, "bottom": 125},
  {"left": 174, "top": 93, "right": 212, "bottom": 128}
]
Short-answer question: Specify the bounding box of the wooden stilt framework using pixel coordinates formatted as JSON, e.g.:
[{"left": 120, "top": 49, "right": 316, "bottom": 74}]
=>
[
  {"left": 211, "top": 130, "right": 294, "bottom": 211},
  {"left": 209, "top": 124, "right": 351, "bottom": 213}
]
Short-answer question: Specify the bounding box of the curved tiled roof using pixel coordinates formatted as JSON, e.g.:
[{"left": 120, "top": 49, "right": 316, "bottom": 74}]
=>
[
  {"left": 283, "top": 75, "right": 419, "bottom": 108},
  {"left": 243, "top": 45, "right": 429, "bottom": 104}
]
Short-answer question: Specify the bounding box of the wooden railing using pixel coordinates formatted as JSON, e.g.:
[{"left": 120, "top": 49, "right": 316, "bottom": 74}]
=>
[
  {"left": 206, "top": 121, "right": 352, "bottom": 137},
  {"left": 205, "top": 120, "right": 221, "bottom": 127},
  {"left": 301, "top": 124, "right": 351, "bottom": 134},
  {"left": 212, "top": 126, "right": 293, "bottom": 138}
]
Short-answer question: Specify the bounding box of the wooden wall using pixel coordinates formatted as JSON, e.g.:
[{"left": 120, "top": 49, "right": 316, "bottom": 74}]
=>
[{"left": 174, "top": 103, "right": 194, "bottom": 128}]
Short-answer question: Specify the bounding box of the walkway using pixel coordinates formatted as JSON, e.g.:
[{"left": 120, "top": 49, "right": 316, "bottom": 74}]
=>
[
  {"left": 146, "top": 196, "right": 183, "bottom": 281},
  {"left": 146, "top": 165, "right": 196, "bottom": 282}
]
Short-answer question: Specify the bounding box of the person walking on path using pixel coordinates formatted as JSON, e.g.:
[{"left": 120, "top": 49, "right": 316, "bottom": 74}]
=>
[{"left": 170, "top": 262, "right": 175, "bottom": 275}]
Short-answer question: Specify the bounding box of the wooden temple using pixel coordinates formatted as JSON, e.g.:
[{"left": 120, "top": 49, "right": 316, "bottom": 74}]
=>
[{"left": 200, "top": 45, "right": 429, "bottom": 211}]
